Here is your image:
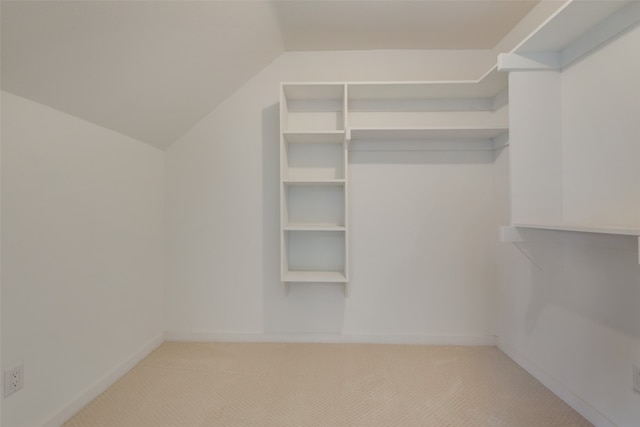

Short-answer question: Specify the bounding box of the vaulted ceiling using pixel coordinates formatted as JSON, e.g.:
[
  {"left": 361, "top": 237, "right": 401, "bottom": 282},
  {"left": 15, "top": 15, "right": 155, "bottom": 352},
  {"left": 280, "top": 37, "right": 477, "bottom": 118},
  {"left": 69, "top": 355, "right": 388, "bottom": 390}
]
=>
[{"left": 1, "top": 0, "right": 546, "bottom": 150}]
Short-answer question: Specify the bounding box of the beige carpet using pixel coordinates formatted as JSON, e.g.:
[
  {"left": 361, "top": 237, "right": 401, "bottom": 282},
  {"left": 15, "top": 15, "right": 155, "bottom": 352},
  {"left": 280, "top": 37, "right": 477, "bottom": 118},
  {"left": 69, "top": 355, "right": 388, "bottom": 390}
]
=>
[{"left": 64, "top": 342, "right": 592, "bottom": 427}]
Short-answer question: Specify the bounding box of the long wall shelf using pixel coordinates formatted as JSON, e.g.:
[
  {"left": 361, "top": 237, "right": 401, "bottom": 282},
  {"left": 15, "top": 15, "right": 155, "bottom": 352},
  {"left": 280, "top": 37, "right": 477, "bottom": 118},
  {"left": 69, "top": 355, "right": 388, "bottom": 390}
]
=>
[{"left": 349, "top": 127, "right": 508, "bottom": 141}]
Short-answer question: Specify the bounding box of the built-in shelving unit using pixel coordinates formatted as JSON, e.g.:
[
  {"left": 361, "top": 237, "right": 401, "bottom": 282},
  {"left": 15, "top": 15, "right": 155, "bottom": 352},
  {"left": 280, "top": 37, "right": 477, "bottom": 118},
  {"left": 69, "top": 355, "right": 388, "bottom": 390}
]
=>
[
  {"left": 497, "top": 0, "right": 640, "bottom": 262},
  {"left": 280, "top": 70, "right": 510, "bottom": 293},
  {"left": 280, "top": 83, "right": 349, "bottom": 292}
]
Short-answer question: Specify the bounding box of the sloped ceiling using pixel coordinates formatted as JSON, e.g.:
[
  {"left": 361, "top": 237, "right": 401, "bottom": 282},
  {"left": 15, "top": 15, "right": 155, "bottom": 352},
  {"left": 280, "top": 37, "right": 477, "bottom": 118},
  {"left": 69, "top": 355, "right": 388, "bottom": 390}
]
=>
[
  {"left": 274, "top": 1, "right": 539, "bottom": 50},
  {"left": 1, "top": 0, "right": 541, "bottom": 150}
]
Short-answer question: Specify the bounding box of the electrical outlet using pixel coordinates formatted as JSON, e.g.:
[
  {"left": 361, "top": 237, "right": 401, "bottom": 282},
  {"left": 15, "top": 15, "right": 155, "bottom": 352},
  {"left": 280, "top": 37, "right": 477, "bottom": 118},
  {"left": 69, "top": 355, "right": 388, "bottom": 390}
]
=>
[
  {"left": 634, "top": 364, "right": 640, "bottom": 393},
  {"left": 4, "top": 363, "right": 24, "bottom": 397}
]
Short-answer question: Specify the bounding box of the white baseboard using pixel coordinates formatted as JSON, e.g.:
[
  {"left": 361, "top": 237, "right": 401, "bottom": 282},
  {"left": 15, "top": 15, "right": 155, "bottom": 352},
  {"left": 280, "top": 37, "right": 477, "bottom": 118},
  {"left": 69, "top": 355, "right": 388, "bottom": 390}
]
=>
[
  {"left": 164, "top": 331, "right": 497, "bottom": 346},
  {"left": 497, "top": 339, "right": 616, "bottom": 427},
  {"left": 42, "top": 334, "right": 165, "bottom": 427}
]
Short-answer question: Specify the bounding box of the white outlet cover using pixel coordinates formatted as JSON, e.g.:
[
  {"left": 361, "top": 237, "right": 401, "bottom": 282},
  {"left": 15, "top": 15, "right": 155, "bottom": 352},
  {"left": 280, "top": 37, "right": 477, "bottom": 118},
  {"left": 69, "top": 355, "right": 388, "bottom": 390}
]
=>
[{"left": 4, "top": 363, "right": 24, "bottom": 397}]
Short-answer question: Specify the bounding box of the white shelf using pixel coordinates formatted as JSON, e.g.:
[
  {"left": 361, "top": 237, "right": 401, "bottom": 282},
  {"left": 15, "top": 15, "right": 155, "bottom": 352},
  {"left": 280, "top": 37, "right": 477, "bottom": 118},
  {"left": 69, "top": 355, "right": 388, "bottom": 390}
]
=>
[
  {"left": 282, "top": 270, "right": 347, "bottom": 283},
  {"left": 514, "top": 0, "right": 632, "bottom": 54},
  {"left": 284, "top": 224, "right": 346, "bottom": 231},
  {"left": 347, "top": 67, "right": 507, "bottom": 100},
  {"left": 283, "top": 131, "right": 345, "bottom": 144},
  {"left": 349, "top": 127, "right": 508, "bottom": 141},
  {"left": 500, "top": 224, "right": 640, "bottom": 264},
  {"left": 512, "top": 223, "right": 640, "bottom": 237},
  {"left": 283, "top": 179, "right": 346, "bottom": 186}
]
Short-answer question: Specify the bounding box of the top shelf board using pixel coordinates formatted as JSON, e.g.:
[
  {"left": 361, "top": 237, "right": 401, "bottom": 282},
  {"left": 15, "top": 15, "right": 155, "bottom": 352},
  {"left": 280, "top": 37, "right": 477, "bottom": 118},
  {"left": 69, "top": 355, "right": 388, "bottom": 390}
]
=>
[
  {"left": 514, "top": 0, "right": 635, "bottom": 54},
  {"left": 350, "top": 127, "right": 508, "bottom": 141},
  {"left": 282, "top": 68, "right": 507, "bottom": 103},
  {"left": 348, "top": 68, "right": 507, "bottom": 101}
]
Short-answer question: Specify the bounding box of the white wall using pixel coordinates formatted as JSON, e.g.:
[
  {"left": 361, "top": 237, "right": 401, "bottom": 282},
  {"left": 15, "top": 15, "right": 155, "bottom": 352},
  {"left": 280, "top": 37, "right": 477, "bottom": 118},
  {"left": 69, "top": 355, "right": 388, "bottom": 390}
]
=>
[
  {"left": 1, "top": 92, "right": 165, "bottom": 427},
  {"left": 165, "top": 49, "right": 499, "bottom": 343},
  {"left": 496, "top": 24, "right": 640, "bottom": 427}
]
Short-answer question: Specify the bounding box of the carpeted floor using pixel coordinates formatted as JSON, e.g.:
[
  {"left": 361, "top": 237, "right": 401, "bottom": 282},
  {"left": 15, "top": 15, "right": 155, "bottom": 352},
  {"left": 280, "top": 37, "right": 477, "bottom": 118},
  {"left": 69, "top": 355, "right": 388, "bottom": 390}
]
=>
[{"left": 64, "top": 342, "right": 592, "bottom": 426}]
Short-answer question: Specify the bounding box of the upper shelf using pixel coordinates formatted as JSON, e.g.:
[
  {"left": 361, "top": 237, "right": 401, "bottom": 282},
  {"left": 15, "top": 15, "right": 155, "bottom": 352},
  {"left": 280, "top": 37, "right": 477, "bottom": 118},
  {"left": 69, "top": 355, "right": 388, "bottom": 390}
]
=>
[
  {"left": 515, "top": 0, "right": 632, "bottom": 53},
  {"left": 282, "top": 67, "right": 507, "bottom": 103},
  {"left": 347, "top": 68, "right": 507, "bottom": 101},
  {"left": 500, "top": 0, "right": 640, "bottom": 70}
]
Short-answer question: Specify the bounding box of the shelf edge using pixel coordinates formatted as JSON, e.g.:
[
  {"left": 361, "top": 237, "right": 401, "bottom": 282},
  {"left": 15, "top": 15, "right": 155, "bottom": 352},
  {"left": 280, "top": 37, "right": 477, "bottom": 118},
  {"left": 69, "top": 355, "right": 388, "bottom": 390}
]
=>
[{"left": 499, "top": 224, "right": 640, "bottom": 264}]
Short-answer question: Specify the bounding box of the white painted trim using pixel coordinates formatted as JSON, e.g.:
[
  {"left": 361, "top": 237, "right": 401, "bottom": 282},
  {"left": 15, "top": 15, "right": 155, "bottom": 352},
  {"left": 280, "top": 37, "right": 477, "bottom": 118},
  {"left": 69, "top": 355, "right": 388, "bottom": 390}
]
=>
[
  {"left": 41, "top": 334, "right": 165, "bottom": 427},
  {"left": 497, "top": 339, "right": 616, "bottom": 427},
  {"left": 164, "top": 331, "right": 497, "bottom": 346}
]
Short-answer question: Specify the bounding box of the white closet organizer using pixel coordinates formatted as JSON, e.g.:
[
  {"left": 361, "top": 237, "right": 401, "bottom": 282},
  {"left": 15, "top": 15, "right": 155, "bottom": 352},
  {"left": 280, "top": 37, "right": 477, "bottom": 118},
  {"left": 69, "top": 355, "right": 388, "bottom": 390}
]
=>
[
  {"left": 497, "top": 0, "right": 640, "bottom": 262},
  {"left": 280, "top": 70, "right": 509, "bottom": 292}
]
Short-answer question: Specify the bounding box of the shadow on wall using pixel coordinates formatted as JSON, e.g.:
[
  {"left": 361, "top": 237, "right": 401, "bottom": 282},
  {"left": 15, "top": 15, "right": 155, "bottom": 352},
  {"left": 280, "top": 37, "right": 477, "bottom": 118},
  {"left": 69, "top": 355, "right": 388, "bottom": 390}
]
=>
[
  {"left": 514, "top": 230, "right": 640, "bottom": 341},
  {"left": 261, "top": 103, "right": 347, "bottom": 336}
]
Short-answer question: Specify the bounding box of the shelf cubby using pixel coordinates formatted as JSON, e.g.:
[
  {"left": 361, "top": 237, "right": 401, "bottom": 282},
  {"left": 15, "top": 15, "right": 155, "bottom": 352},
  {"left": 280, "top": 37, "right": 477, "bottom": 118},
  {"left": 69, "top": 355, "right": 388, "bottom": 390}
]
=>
[
  {"left": 282, "top": 182, "right": 345, "bottom": 229},
  {"left": 281, "top": 83, "right": 346, "bottom": 132},
  {"left": 282, "top": 133, "right": 345, "bottom": 181},
  {"left": 282, "top": 230, "right": 347, "bottom": 283}
]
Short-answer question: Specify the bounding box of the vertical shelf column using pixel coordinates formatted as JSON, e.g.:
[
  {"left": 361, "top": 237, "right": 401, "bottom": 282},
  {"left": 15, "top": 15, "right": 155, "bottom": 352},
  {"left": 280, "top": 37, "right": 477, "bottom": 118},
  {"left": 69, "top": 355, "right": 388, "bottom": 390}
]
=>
[{"left": 280, "top": 83, "right": 349, "bottom": 293}]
